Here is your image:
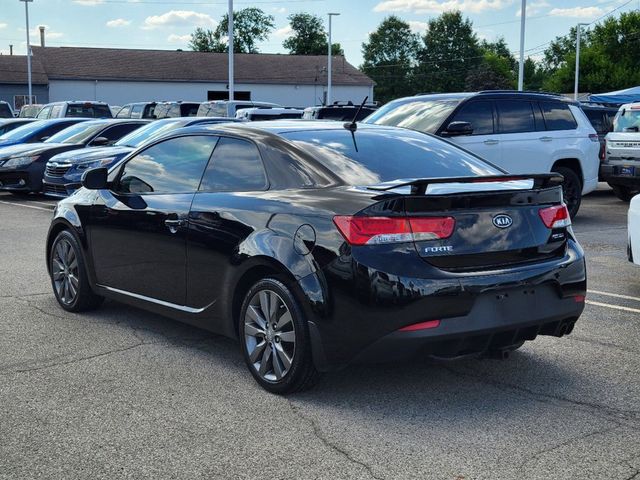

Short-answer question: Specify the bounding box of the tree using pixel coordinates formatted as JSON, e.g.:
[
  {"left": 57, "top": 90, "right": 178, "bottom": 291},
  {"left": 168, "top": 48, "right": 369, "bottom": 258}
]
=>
[
  {"left": 283, "top": 13, "right": 341, "bottom": 55},
  {"left": 416, "top": 11, "right": 482, "bottom": 93},
  {"left": 361, "top": 16, "right": 420, "bottom": 103},
  {"left": 465, "top": 52, "right": 514, "bottom": 90},
  {"left": 189, "top": 7, "right": 275, "bottom": 53},
  {"left": 523, "top": 57, "right": 545, "bottom": 91}
]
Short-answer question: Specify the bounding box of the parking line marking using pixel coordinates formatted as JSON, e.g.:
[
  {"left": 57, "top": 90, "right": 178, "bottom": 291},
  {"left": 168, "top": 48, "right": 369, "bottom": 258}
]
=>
[
  {"left": 586, "top": 300, "right": 640, "bottom": 314},
  {"left": 0, "top": 200, "right": 53, "bottom": 212},
  {"left": 588, "top": 290, "right": 640, "bottom": 303}
]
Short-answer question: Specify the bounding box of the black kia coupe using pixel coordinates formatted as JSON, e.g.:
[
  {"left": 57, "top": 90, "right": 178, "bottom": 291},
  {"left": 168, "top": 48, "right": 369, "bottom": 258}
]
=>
[{"left": 46, "top": 121, "right": 586, "bottom": 393}]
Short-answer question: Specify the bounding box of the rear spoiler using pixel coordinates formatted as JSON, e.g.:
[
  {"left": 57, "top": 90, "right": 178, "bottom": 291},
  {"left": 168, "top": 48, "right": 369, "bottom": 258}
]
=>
[{"left": 367, "top": 173, "right": 564, "bottom": 195}]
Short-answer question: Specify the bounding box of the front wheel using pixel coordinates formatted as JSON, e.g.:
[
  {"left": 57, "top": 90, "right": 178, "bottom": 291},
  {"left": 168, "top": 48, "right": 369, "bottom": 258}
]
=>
[
  {"left": 609, "top": 184, "right": 638, "bottom": 202},
  {"left": 49, "top": 230, "right": 104, "bottom": 312},
  {"left": 239, "top": 278, "right": 318, "bottom": 394},
  {"left": 553, "top": 167, "right": 582, "bottom": 218}
]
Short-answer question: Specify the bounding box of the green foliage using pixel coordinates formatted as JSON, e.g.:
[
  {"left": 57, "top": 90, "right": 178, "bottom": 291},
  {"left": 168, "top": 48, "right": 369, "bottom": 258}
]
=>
[
  {"left": 283, "top": 13, "right": 341, "bottom": 55},
  {"left": 189, "top": 7, "right": 275, "bottom": 53},
  {"left": 361, "top": 15, "right": 420, "bottom": 103},
  {"left": 465, "top": 51, "right": 515, "bottom": 91}
]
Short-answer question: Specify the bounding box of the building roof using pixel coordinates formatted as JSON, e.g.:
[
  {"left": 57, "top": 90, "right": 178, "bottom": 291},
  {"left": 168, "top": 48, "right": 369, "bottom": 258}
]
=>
[
  {"left": 0, "top": 54, "right": 49, "bottom": 85},
  {"left": 30, "top": 46, "right": 373, "bottom": 86}
]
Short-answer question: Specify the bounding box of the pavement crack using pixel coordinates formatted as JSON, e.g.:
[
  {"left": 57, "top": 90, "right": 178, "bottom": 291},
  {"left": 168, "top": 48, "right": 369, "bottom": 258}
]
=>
[
  {"left": 287, "top": 401, "right": 385, "bottom": 480},
  {"left": 14, "top": 296, "right": 68, "bottom": 320}
]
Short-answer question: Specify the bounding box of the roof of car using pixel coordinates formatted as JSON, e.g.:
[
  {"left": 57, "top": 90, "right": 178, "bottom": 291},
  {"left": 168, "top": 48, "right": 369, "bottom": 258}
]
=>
[
  {"left": 394, "top": 91, "right": 577, "bottom": 104},
  {"left": 0, "top": 118, "right": 35, "bottom": 125},
  {"left": 71, "top": 118, "right": 149, "bottom": 127}
]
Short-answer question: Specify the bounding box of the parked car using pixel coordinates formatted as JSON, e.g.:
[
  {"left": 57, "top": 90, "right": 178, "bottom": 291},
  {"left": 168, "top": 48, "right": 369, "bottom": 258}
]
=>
[
  {"left": 18, "top": 104, "right": 43, "bottom": 118},
  {"left": 116, "top": 102, "right": 158, "bottom": 119},
  {"left": 109, "top": 106, "right": 122, "bottom": 117},
  {"left": 153, "top": 101, "right": 200, "bottom": 119},
  {"left": 629, "top": 194, "right": 640, "bottom": 265},
  {"left": 36, "top": 101, "right": 113, "bottom": 120},
  {"left": 0, "top": 118, "right": 35, "bottom": 136},
  {"left": 45, "top": 121, "right": 585, "bottom": 393},
  {"left": 0, "top": 119, "right": 146, "bottom": 194},
  {"left": 600, "top": 103, "right": 640, "bottom": 201},
  {"left": 0, "top": 118, "right": 88, "bottom": 148},
  {"left": 581, "top": 104, "right": 618, "bottom": 176},
  {"left": 197, "top": 100, "right": 280, "bottom": 118},
  {"left": 0, "top": 101, "right": 14, "bottom": 118},
  {"left": 302, "top": 102, "right": 378, "bottom": 121},
  {"left": 235, "top": 107, "right": 303, "bottom": 121},
  {"left": 42, "top": 117, "right": 238, "bottom": 198},
  {"left": 364, "top": 91, "right": 600, "bottom": 217}
]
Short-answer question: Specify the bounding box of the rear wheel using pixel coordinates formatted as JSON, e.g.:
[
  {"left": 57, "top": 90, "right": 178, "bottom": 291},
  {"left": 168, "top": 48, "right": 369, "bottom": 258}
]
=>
[
  {"left": 49, "top": 230, "right": 104, "bottom": 312},
  {"left": 239, "top": 278, "right": 318, "bottom": 394},
  {"left": 553, "top": 167, "right": 582, "bottom": 218},
  {"left": 609, "top": 184, "right": 638, "bottom": 202}
]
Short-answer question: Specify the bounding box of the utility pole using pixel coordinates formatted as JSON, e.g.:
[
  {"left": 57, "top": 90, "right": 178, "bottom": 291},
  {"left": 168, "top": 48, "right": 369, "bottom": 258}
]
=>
[
  {"left": 574, "top": 23, "right": 589, "bottom": 101},
  {"left": 327, "top": 12, "right": 340, "bottom": 105},
  {"left": 228, "top": 0, "right": 234, "bottom": 101},
  {"left": 517, "top": 0, "right": 526, "bottom": 91},
  {"left": 20, "top": 0, "right": 34, "bottom": 105}
]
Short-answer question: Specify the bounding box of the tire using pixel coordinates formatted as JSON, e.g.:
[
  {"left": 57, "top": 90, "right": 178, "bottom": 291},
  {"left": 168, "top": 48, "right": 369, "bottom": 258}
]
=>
[
  {"left": 553, "top": 166, "right": 582, "bottom": 218},
  {"left": 239, "top": 277, "right": 319, "bottom": 394},
  {"left": 49, "top": 230, "right": 104, "bottom": 312},
  {"left": 609, "top": 184, "right": 637, "bottom": 202}
]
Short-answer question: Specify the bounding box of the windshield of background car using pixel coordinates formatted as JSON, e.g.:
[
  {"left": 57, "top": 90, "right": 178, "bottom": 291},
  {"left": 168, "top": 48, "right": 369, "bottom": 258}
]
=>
[
  {"left": 0, "top": 120, "right": 48, "bottom": 141},
  {"left": 282, "top": 128, "right": 501, "bottom": 185},
  {"left": 66, "top": 104, "right": 112, "bottom": 118},
  {"left": 45, "top": 122, "right": 106, "bottom": 144},
  {"left": 115, "top": 119, "right": 186, "bottom": 147},
  {"left": 364, "top": 99, "right": 461, "bottom": 133},
  {"left": 613, "top": 108, "right": 640, "bottom": 132},
  {"left": 0, "top": 103, "right": 13, "bottom": 118}
]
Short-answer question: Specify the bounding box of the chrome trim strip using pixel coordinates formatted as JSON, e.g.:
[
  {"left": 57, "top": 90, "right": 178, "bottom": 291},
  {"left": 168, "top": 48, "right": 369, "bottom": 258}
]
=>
[{"left": 97, "top": 284, "right": 212, "bottom": 314}]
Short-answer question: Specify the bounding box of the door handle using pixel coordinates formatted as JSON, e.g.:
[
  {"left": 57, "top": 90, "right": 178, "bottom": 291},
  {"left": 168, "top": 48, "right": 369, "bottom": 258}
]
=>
[
  {"left": 483, "top": 139, "right": 499, "bottom": 145},
  {"left": 164, "top": 218, "right": 185, "bottom": 233},
  {"left": 539, "top": 136, "right": 553, "bottom": 142}
]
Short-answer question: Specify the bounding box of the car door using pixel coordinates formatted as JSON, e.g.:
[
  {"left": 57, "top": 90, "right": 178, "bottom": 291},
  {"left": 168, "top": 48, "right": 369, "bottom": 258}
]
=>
[
  {"left": 493, "top": 99, "right": 545, "bottom": 173},
  {"left": 86, "top": 135, "right": 219, "bottom": 305},
  {"left": 186, "top": 136, "right": 269, "bottom": 310},
  {"left": 446, "top": 100, "right": 501, "bottom": 165}
]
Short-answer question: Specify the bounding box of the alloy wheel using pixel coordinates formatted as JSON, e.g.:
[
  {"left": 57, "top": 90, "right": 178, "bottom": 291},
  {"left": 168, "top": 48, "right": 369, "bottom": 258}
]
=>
[
  {"left": 52, "top": 238, "right": 79, "bottom": 305},
  {"left": 244, "top": 289, "right": 296, "bottom": 382}
]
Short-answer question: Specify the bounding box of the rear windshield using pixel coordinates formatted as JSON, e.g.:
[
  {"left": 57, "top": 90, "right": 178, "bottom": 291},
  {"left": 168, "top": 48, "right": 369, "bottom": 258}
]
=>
[
  {"left": 249, "top": 113, "right": 302, "bottom": 121},
  {"left": 282, "top": 128, "right": 501, "bottom": 186},
  {"left": 115, "top": 119, "right": 188, "bottom": 147},
  {"left": 613, "top": 108, "right": 640, "bottom": 132},
  {"left": 364, "top": 99, "right": 462, "bottom": 134},
  {"left": 65, "top": 104, "right": 112, "bottom": 118},
  {"left": 317, "top": 107, "right": 377, "bottom": 121},
  {"left": 0, "top": 120, "right": 48, "bottom": 141},
  {"left": 45, "top": 122, "right": 106, "bottom": 144}
]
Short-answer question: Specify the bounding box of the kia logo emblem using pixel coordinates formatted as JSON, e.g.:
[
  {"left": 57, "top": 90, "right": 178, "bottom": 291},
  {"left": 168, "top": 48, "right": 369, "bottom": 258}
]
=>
[{"left": 493, "top": 214, "right": 513, "bottom": 229}]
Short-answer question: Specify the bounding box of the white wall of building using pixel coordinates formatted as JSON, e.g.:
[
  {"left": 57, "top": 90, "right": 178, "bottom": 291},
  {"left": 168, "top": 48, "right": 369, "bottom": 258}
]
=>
[{"left": 48, "top": 80, "right": 374, "bottom": 107}]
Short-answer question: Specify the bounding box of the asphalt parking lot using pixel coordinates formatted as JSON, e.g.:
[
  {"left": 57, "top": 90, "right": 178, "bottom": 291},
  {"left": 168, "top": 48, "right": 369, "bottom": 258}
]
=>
[{"left": 0, "top": 188, "right": 638, "bottom": 480}]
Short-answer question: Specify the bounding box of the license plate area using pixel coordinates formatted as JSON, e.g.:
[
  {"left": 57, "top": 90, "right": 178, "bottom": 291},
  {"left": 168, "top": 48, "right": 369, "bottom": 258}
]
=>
[{"left": 620, "top": 166, "right": 635, "bottom": 176}]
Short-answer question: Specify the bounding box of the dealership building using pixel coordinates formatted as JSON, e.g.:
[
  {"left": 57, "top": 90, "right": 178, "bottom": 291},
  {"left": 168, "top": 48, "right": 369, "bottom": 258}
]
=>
[{"left": 0, "top": 44, "right": 374, "bottom": 110}]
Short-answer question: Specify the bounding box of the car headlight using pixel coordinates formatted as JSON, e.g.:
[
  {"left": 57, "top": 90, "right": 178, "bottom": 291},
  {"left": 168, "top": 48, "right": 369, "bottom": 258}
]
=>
[
  {"left": 76, "top": 157, "right": 116, "bottom": 171},
  {"left": 3, "top": 155, "right": 40, "bottom": 168}
]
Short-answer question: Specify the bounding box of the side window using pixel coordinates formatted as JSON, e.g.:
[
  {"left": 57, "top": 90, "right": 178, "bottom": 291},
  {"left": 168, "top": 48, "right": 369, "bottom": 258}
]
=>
[
  {"left": 38, "top": 122, "right": 74, "bottom": 141},
  {"left": 199, "top": 137, "right": 268, "bottom": 192},
  {"left": 540, "top": 102, "right": 578, "bottom": 130},
  {"left": 584, "top": 109, "right": 604, "bottom": 133},
  {"left": 50, "top": 105, "right": 63, "bottom": 118},
  {"left": 131, "top": 105, "right": 144, "bottom": 118},
  {"left": 97, "top": 124, "right": 143, "bottom": 143},
  {"left": 532, "top": 102, "right": 546, "bottom": 131},
  {"left": 450, "top": 101, "right": 494, "bottom": 135},
  {"left": 169, "top": 105, "right": 180, "bottom": 117},
  {"left": 117, "top": 105, "right": 132, "bottom": 118},
  {"left": 118, "top": 136, "right": 218, "bottom": 194},
  {"left": 37, "top": 106, "right": 52, "bottom": 119},
  {"left": 496, "top": 100, "right": 535, "bottom": 134}
]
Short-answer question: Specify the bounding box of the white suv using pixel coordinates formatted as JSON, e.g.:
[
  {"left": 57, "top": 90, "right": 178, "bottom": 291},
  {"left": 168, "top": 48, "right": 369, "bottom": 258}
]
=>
[{"left": 364, "top": 91, "right": 600, "bottom": 217}]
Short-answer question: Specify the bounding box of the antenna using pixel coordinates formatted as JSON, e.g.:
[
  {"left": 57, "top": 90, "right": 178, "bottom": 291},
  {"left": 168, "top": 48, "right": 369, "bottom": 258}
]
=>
[{"left": 343, "top": 96, "right": 368, "bottom": 133}]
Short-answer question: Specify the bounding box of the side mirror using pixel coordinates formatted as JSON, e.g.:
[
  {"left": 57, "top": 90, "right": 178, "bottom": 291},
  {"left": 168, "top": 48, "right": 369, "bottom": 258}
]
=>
[
  {"left": 81, "top": 167, "right": 108, "bottom": 190},
  {"left": 91, "top": 136, "right": 110, "bottom": 146},
  {"left": 442, "top": 121, "right": 473, "bottom": 137}
]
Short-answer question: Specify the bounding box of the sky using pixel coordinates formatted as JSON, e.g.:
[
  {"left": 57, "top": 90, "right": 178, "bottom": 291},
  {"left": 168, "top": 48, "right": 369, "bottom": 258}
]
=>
[{"left": 0, "top": 0, "right": 638, "bottom": 66}]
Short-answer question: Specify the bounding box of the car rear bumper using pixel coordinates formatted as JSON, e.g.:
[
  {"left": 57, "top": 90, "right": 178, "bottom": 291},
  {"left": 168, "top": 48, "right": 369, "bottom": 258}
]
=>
[
  {"left": 306, "top": 240, "right": 586, "bottom": 371},
  {"left": 600, "top": 164, "right": 640, "bottom": 186}
]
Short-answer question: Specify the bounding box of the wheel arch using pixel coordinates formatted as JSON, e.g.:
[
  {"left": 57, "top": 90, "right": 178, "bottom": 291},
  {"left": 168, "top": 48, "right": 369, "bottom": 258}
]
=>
[
  {"left": 46, "top": 219, "right": 85, "bottom": 274},
  {"left": 552, "top": 158, "right": 584, "bottom": 185}
]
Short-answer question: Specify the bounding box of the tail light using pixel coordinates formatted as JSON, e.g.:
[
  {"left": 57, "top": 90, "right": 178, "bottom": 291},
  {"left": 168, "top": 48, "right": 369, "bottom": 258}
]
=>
[
  {"left": 599, "top": 141, "right": 606, "bottom": 162},
  {"left": 538, "top": 204, "right": 571, "bottom": 229},
  {"left": 588, "top": 133, "right": 599, "bottom": 143},
  {"left": 333, "top": 216, "right": 455, "bottom": 246}
]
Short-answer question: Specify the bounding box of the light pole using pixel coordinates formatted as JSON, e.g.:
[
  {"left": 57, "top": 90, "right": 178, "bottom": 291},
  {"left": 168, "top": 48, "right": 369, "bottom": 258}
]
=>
[
  {"left": 327, "top": 12, "right": 340, "bottom": 105},
  {"left": 20, "top": 0, "right": 34, "bottom": 105},
  {"left": 517, "top": 0, "right": 526, "bottom": 91},
  {"left": 228, "top": 0, "right": 234, "bottom": 101},
  {"left": 574, "top": 22, "right": 589, "bottom": 101}
]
